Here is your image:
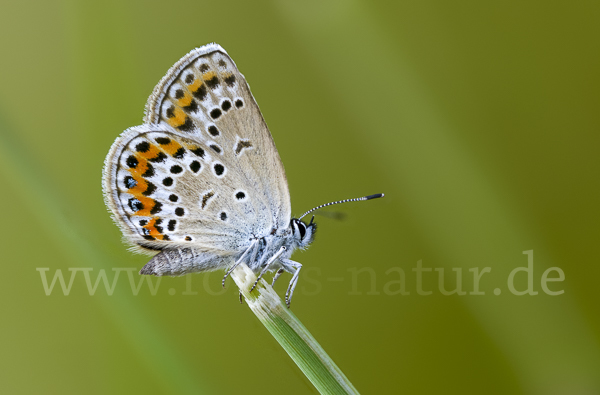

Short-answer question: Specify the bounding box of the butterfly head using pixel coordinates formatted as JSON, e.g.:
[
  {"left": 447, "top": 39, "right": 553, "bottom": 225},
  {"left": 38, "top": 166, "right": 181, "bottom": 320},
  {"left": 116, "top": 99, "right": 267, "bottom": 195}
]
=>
[{"left": 290, "top": 217, "right": 316, "bottom": 248}]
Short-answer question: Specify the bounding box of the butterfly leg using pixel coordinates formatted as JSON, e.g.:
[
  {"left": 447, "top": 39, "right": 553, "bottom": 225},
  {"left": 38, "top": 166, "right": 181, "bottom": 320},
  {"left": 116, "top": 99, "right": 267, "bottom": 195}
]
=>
[
  {"left": 271, "top": 268, "right": 285, "bottom": 286},
  {"left": 250, "top": 246, "right": 287, "bottom": 292},
  {"left": 222, "top": 240, "right": 258, "bottom": 288},
  {"left": 280, "top": 259, "right": 302, "bottom": 308}
]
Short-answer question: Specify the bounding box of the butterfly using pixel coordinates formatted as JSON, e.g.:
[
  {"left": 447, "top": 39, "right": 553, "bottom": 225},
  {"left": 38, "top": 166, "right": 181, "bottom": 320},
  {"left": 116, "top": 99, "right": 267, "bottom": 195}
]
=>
[{"left": 102, "top": 43, "right": 383, "bottom": 306}]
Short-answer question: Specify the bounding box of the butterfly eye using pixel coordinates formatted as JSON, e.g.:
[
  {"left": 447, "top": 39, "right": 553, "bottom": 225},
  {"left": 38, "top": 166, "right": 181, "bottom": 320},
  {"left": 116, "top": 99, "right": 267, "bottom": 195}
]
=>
[{"left": 297, "top": 222, "right": 306, "bottom": 239}]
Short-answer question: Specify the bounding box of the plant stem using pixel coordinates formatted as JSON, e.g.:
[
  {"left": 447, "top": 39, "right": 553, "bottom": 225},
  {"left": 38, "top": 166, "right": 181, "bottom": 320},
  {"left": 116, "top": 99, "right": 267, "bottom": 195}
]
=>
[{"left": 231, "top": 263, "right": 360, "bottom": 395}]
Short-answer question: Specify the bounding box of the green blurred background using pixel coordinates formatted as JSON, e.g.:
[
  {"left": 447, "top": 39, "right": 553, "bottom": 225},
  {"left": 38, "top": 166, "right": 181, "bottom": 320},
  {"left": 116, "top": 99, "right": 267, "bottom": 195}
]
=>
[{"left": 1, "top": 0, "right": 599, "bottom": 394}]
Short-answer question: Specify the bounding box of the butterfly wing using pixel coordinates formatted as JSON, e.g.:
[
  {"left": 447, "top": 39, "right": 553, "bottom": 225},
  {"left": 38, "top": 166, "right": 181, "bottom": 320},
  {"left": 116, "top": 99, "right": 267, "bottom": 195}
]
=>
[{"left": 103, "top": 44, "right": 291, "bottom": 261}]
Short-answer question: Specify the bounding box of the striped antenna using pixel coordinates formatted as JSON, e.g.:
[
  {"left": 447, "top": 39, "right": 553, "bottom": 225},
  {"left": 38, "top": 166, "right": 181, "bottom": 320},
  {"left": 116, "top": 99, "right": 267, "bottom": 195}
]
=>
[{"left": 298, "top": 193, "right": 384, "bottom": 220}]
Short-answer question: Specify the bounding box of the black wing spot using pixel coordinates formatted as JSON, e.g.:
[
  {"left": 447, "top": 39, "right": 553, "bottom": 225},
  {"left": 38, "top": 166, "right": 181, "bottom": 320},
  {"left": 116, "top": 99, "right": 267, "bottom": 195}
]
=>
[
  {"left": 139, "top": 219, "right": 148, "bottom": 226},
  {"left": 185, "top": 74, "right": 195, "bottom": 84},
  {"left": 166, "top": 106, "right": 175, "bottom": 118},
  {"left": 191, "top": 147, "right": 205, "bottom": 158},
  {"left": 174, "top": 89, "right": 184, "bottom": 99},
  {"left": 205, "top": 76, "right": 219, "bottom": 89},
  {"left": 235, "top": 99, "right": 243, "bottom": 108},
  {"left": 199, "top": 64, "right": 209, "bottom": 72},
  {"left": 142, "top": 163, "right": 154, "bottom": 178},
  {"left": 126, "top": 155, "right": 138, "bottom": 168},
  {"left": 149, "top": 152, "right": 167, "bottom": 163},
  {"left": 201, "top": 191, "right": 215, "bottom": 209},
  {"left": 169, "top": 194, "right": 179, "bottom": 202},
  {"left": 150, "top": 201, "right": 162, "bottom": 215},
  {"left": 168, "top": 220, "right": 176, "bottom": 231},
  {"left": 135, "top": 141, "right": 150, "bottom": 153},
  {"left": 182, "top": 100, "right": 199, "bottom": 113},
  {"left": 162, "top": 177, "right": 173, "bottom": 186},
  {"left": 185, "top": 236, "right": 192, "bottom": 241},
  {"left": 210, "top": 108, "right": 222, "bottom": 119},
  {"left": 173, "top": 147, "right": 185, "bottom": 159},
  {"left": 124, "top": 176, "right": 137, "bottom": 189},
  {"left": 235, "top": 191, "right": 246, "bottom": 200},
  {"left": 210, "top": 144, "right": 222, "bottom": 154},
  {"left": 128, "top": 198, "right": 143, "bottom": 212},
  {"left": 190, "top": 161, "right": 201, "bottom": 173},
  {"left": 142, "top": 182, "right": 156, "bottom": 196},
  {"left": 214, "top": 164, "right": 225, "bottom": 176},
  {"left": 170, "top": 165, "right": 183, "bottom": 174},
  {"left": 177, "top": 117, "right": 195, "bottom": 132},
  {"left": 155, "top": 219, "right": 163, "bottom": 233},
  {"left": 175, "top": 207, "right": 185, "bottom": 216},
  {"left": 221, "top": 100, "right": 232, "bottom": 111},
  {"left": 234, "top": 140, "right": 253, "bottom": 155},
  {"left": 192, "top": 85, "right": 207, "bottom": 100},
  {"left": 156, "top": 137, "right": 171, "bottom": 145},
  {"left": 208, "top": 125, "right": 219, "bottom": 136},
  {"left": 220, "top": 212, "right": 227, "bottom": 221},
  {"left": 225, "top": 75, "right": 236, "bottom": 86}
]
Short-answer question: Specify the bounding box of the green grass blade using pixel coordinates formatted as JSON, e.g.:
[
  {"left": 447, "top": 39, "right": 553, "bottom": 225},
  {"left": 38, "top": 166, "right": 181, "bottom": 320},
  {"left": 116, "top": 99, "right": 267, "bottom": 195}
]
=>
[{"left": 232, "top": 264, "right": 360, "bottom": 395}]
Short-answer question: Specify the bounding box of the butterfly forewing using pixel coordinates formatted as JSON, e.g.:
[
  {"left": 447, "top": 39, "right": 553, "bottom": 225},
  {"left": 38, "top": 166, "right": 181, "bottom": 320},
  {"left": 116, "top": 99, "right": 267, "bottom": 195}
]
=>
[{"left": 103, "top": 44, "right": 291, "bottom": 255}]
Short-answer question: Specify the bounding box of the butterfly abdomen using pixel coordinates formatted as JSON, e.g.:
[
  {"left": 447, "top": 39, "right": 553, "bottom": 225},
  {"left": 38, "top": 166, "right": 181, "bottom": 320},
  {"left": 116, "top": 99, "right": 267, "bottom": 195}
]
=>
[{"left": 140, "top": 247, "right": 233, "bottom": 276}]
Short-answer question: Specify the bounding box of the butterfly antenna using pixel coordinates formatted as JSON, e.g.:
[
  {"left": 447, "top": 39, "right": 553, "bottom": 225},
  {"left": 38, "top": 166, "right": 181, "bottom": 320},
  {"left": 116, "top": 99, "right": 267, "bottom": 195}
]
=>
[{"left": 298, "top": 193, "right": 384, "bottom": 220}]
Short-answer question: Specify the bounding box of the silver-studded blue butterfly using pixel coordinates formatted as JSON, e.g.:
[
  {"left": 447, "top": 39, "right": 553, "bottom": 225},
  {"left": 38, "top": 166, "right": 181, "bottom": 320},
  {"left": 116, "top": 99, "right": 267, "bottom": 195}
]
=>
[{"left": 102, "top": 43, "right": 383, "bottom": 306}]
